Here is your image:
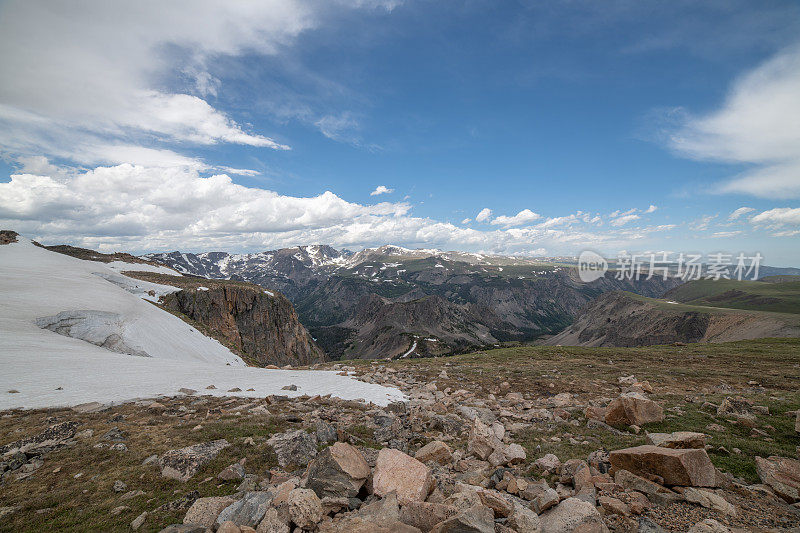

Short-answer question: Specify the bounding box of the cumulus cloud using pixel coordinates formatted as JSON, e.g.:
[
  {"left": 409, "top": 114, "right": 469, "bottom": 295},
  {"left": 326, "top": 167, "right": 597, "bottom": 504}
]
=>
[
  {"left": 669, "top": 45, "right": 800, "bottom": 198},
  {"left": 729, "top": 206, "right": 755, "bottom": 220},
  {"left": 750, "top": 207, "right": 800, "bottom": 227},
  {"left": 370, "top": 185, "right": 394, "bottom": 196},
  {"left": 490, "top": 209, "right": 541, "bottom": 228},
  {"left": 475, "top": 208, "right": 493, "bottom": 222},
  {"left": 0, "top": 163, "right": 679, "bottom": 255}
]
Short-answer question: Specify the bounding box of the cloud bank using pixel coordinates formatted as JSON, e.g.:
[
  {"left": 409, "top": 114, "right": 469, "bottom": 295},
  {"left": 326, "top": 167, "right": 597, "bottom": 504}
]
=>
[{"left": 1, "top": 164, "right": 673, "bottom": 255}]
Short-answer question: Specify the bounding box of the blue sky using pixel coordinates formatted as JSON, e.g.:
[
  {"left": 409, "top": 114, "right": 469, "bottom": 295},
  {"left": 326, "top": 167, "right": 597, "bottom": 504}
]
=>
[{"left": 1, "top": 1, "right": 800, "bottom": 264}]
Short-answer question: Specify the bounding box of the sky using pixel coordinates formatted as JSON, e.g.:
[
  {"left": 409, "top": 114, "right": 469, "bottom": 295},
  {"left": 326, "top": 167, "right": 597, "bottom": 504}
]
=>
[{"left": 1, "top": 1, "right": 799, "bottom": 265}]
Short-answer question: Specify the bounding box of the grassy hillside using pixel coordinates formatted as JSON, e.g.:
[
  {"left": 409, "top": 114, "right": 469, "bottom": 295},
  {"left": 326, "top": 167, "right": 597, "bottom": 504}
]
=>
[{"left": 664, "top": 278, "right": 800, "bottom": 315}]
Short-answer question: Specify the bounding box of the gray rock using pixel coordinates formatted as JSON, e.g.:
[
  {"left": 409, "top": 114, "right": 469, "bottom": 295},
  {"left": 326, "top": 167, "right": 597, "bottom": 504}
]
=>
[
  {"left": 0, "top": 421, "right": 77, "bottom": 456},
  {"left": 216, "top": 491, "right": 273, "bottom": 528},
  {"left": 430, "top": 503, "right": 494, "bottom": 533},
  {"left": 266, "top": 430, "right": 317, "bottom": 468},
  {"left": 539, "top": 498, "right": 609, "bottom": 533},
  {"left": 183, "top": 496, "right": 236, "bottom": 527},
  {"left": 306, "top": 442, "right": 370, "bottom": 499},
  {"left": 315, "top": 421, "right": 338, "bottom": 445},
  {"left": 160, "top": 439, "right": 231, "bottom": 482}
]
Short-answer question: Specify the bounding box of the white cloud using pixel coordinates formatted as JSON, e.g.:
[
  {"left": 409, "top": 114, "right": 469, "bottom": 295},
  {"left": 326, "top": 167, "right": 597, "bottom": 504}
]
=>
[
  {"left": 690, "top": 214, "right": 718, "bottom": 231},
  {"left": 644, "top": 204, "right": 658, "bottom": 213},
  {"left": 0, "top": 1, "right": 395, "bottom": 167},
  {"left": 610, "top": 214, "right": 640, "bottom": 227},
  {"left": 490, "top": 209, "right": 541, "bottom": 228},
  {"left": 728, "top": 206, "right": 755, "bottom": 220},
  {"left": 711, "top": 230, "right": 743, "bottom": 238},
  {"left": 750, "top": 207, "right": 800, "bottom": 227},
  {"left": 475, "top": 208, "right": 493, "bottom": 222},
  {"left": 370, "top": 185, "right": 394, "bottom": 196},
  {"left": 461, "top": 218, "right": 471, "bottom": 224},
  {"left": 670, "top": 45, "right": 800, "bottom": 198},
  {"left": 0, "top": 163, "right": 680, "bottom": 255}
]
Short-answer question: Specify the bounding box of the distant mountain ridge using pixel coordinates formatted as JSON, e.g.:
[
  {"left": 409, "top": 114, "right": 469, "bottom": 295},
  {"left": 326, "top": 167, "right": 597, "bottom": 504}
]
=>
[{"left": 145, "top": 244, "right": 682, "bottom": 359}]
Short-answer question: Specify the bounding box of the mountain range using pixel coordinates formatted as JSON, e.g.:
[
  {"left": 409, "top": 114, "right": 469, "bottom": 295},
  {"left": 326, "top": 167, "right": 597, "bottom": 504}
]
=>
[{"left": 144, "top": 244, "right": 681, "bottom": 359}]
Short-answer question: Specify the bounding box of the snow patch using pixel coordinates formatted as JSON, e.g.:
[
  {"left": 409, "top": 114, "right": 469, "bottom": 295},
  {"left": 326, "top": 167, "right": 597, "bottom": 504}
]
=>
[
  {"left": 104, "top": 261, "right": 181, "bottom": 276},
  {"left": 1, "top": 238, "right": 406, "bottom": 409},
  {"left": 35, "top": 310, "right": 150, "bottom": 358}
]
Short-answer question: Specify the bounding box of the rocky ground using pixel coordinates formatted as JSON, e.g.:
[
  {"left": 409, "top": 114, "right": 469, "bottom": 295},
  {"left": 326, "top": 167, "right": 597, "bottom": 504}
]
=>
[{"left": 1, "top": 338, "right": 799, "bottom": 532}]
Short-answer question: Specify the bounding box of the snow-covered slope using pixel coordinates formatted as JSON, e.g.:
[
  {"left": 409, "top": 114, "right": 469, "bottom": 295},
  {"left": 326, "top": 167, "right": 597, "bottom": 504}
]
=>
[
  {"left": 0, "top": 239, "right": 405, "bottom": 409},
  {"left": 1, "top": 238, "right": 242, "bottom": 365}
]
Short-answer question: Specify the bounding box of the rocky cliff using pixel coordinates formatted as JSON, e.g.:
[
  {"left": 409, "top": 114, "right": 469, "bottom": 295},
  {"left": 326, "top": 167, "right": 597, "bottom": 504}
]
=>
[
  {"left": 160, "top": 284, "right": 325, "bottom": 367},
  {"left": 115, "top": 271, "right": 326, "bottom": 367},
  {"left": 544, "top": 291, "right": 800, "bottom": 347}
]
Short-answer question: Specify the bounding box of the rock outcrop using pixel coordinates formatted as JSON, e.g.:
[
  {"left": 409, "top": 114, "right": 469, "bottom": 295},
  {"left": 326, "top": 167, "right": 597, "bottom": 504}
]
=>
[{"left": 162, "top": 284, "right": 325, "bottom": 367}]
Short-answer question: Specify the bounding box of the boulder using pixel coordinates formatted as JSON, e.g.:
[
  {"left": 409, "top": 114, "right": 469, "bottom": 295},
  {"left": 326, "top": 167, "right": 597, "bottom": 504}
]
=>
[
  {"left": 754, "top": 456, "right": 800, "bottom": 502},
  {"left": 646, "top": 431, "right": 706, "bottom": 449},
  {"left": 609, "top": 445, "right": 717, "bottom": 487},
  {"left": 216, "top": 492, "right": 273, "bottom": 528},
  {"left": 373, "top": 448, "right": 435, "bottom": 505},
  {"left": 467, "top": 418, "right": 501, "bottom": 460},
  {"left": 684, "top": 488, "right": 736, "bottom": 516},
  {"left": 160, "top": 439, "right": 230, "bottom": 482},
  {"left": 613, "top": 469, "right": 681, "bottom": 506},
  {"left": 488, "top": 443, "right": 526, "bottom": 467},
  {"left": 604, "top": 393, "right": 664, "bottom": 426},
  {"left": 287, "top": 488, "right": 323, "bottom": 530},
  {"left": 305, "top": 442, "right": 370, "bottom": 499},
  {"left": 266, "top": 430, "right": 317, "bottom": 468},
  {"left": 255, "top": 507, "right": 289, "bottom": 533},
  {"left": 530, "top": 488, "right": 560, "bottom": 514},
  {"left": 400, "top": 501, "right": 459, "bottom": 532},
  {"left": 184, "top": 496, "right": 237, "bottom": 527},
  {"left": 507, "top": 503, "right": 541, "bottom": 533},
  {"left": 429, "top": 504, "right": 495, "bottom": 533},
  {"left": 355, "top": 492, "right": 400, "bottom": 524},
  {"left": 315, "top": 421, "right": 338, "bottom": 445},
  {"left": 415, "top": 441, "right": 453, "bottom": 465},
  {"left": 474, "top": 488, "right": 513, "bottom": 517},
  {"left": 598, "top": 496, "right": 629, "bottom": 517},
  {"left": 539, "top": 498, "right": 609, "bottom": 533},
  {"left": 534, "top": 454, "right": 561, "bottom": 474}
]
